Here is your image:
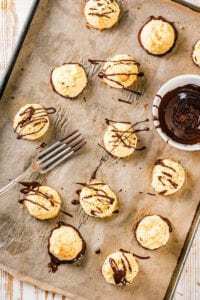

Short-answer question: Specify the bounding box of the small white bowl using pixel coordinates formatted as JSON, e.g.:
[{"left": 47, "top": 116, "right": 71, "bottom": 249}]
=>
[{"left": 152, "top": 74, "right": 200, "bottom": 151}]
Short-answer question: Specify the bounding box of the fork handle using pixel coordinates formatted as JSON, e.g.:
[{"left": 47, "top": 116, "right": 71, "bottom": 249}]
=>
[{"left": 0, "top": 167, "right": 33, "bottom": 197}]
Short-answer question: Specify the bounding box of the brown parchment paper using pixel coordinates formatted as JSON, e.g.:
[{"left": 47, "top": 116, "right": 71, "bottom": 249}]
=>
[{"left": 0, "top": 0, "right": 199, "bottom": 299}]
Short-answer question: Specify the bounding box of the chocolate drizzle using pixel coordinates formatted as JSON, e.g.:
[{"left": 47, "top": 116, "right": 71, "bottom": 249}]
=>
[
  {"left": 154, "top": 159, "right": 180, "bottom": 194},
  {"left": 88, "top": 57, "right": 143, "bottom": 95},
  {"left": 14, "top": 106, "right": 56, "bottom": 139},
  {"left": 91, "top": 157, "right": 105, "bottom": 179},
  {"left": 103, "top": 118, "right": 149, "bottom": 155},
  {"left": 158, "top": 84, "right": 200, "bottom": 145},
  {"left": 48, "top": 222, "right": 86, "bottom": 273},
  {"left": 77, "top": 181, "right": 116, "bottom": 216},
  {"left": 87, "top": 0, "right": 117, "bottom": 19},
  {"left": 19, "top": 182, "right": 60, "bottom": 211}
]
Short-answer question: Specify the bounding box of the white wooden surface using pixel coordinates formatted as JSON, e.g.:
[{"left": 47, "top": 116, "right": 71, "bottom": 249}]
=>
[{"left": 0, "top": 0, "right": 199, "bottom": 299}]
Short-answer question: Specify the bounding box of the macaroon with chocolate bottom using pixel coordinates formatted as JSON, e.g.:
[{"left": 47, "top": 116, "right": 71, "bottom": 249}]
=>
[
  {"left": 51, "top": 63, "right": 87, "bottom": 99},
  {"left": 19, "top": 182, "right": 61, "bottom": 220},
  {"left": 151, "top": 158, "right": 185, "bottom": 196},
  {"left": 79, "top": 179, "right": 119, "bottom": 218},
  {"left": 13, "top": 104, "right": 55, "bottom": 140},
  {"left": 48, "top": 222, "right": 86, "bottom": 272},
  {"left": 135, "top": 215, "right": 172, "bottom": 250},
  {"left": 138, "top": 16, "right": 177, "bottom": 56},
  {"left": 83, "top": 0, "right": 120, "bottom": 30},
  {"left": 102, "top": 250, "right": 139, "bottom": 286}
]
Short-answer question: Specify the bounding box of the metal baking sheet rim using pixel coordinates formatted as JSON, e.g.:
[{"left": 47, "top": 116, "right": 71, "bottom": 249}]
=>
[{"left": 0, "top": 1, "right": 199, "bottom": 299}]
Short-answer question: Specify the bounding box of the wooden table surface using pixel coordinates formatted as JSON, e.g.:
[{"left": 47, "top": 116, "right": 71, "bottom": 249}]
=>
[{"left": 0, "top": 0, "right": 199, "bottom": 299}]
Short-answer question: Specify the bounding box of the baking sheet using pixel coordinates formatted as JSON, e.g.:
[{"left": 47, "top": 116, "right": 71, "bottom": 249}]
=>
[{"left": 0, "top": 0, "right": 199, "bottom": 299}]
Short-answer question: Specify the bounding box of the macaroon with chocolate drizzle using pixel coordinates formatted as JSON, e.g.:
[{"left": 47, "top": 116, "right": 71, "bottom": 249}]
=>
[
  {"left": 83, "top": 0, "right": 120, "bottom": 30},
  {"left": 102, "top": 249, "right": 149, "bottom": 286},
  {"left": 78, "top": 179, "right": 119, "bottom": 218},
  {"left": 138, "top": 16, "right": 177, "bottom": 56},
  {"left": 134, "top": 215, "right": 172, "bottom": 250},
  {"left": 13, "top": 104, "right": 56, "bottom": 140},
  {"left": 48, "top": 222, "right": 86, "bottom": 273},
  {"left": 102, "top": 118, "right": 149, "bottom": 158},
  {"left": 151, "top": 158, "right": 185, "bottom": 196},
  {"left": 89, "top": 54, "right": 143, "bottom": 94},
  {"left": 19, "top": 182, "right": 62, "bottom": 220}
]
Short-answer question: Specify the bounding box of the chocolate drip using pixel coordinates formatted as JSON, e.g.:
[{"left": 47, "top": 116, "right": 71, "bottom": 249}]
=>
[
  {"left": 48, "top": 222, "right": 86, "bottom": 272},
  {"left": 158, "top": 84, "right": 200, "bottom": 145},
  {"left": 136, "top": 146, "right": 147, "bottom": 151},
  {"left": 71, "top": 199, "right": 80, "bottom": 205},
  {"left": 119, "top": 249, "right": 150, "bottom": 260},
  {"left": 146, "top": 192, "right": 156, "bottom": 196},
  {"left": 60, "top": 210, "right": 73, "bottom": 218},
  {"left": 118, "top": 98, "right": 132, "bottom": 104},
  {"left": 91, "top": 157, "right": 105, "bottom": 179},
  {"left": 95, "top": 248, "right": 101, "bottom": 254}
]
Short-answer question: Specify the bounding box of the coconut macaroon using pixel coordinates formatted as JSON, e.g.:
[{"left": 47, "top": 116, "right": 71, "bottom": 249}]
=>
[
  {"left": 99, "top": 54, "right": 140, "bottom": 89},
  {"left": 79, "top": 179, "right": 119, "bottom": 218},
  {"left": 51, "top": 63, "right": 87, "bottom": 99},
  {"left": 138, "top": 16, "right": 177, "bottom": 56},
  {"left": 103, "top": 120, "right": 137, "bottom": 158},
  {"left": 135, "top": 215, "right": 172, "bottom": 250},
  {"left": 151, "top": 158, "right": 185, "bottom": 196},
  {"left": 83, "top": 0, "right": 120, "bottom": 30},
  {"left": 102, "top": 250, "right": 139, "bottom": 285},
  {"left": 13, "top": 104, "right": 51, "bottom": 140},
  {"left": 48, "top": 222, "right": 86, "bottom": 266},
  {"left": 192, "top": 39, "right": 200, "bottom": 67},
  {"left": 19, "top": 182, "right": 61, "bottom": 220}
]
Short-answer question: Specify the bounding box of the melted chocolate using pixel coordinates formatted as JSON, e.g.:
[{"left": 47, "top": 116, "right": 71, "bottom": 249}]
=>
[
  {"left": 71, "top": 199, "right": 80, "bottom": 205},
  {"left": 138, "top": 16, "right": 177, "bottom": 56},
  {"left": 158, "top": 84, "right": 200, "bottom": 144},
  {"left": 95, "top": 248, "right": 101, "bottom": 254},
  {"left": 48, "top": 222, "right": 86, "bottom": 273}
]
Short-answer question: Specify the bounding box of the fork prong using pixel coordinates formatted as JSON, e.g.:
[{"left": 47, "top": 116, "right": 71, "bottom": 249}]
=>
[
  {"left": 40, "top": 137, "right": 85, "bottom": 168},
  {"left": 40, "top": 139, "right": 86, "bottom": 173},
  {"left": 37, "top": 141, "right": 62, "bottom": 159},
  {"left": 60, "top": 130, "right": 79, "bottom": 142},
  {"left": 38, "top": 143, "right": 68, "bottom": 163},
  {"left": 64, "top": 132, "right": 82, "bottom": 146}
]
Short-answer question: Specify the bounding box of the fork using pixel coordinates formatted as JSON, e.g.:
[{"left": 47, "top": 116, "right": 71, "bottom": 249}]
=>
[{"left": 0, "top": 130, "right": 86, "bottom": 197}]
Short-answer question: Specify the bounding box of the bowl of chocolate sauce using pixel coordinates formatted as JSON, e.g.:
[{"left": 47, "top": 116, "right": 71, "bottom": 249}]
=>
[{"left": 152, "top": 74, "right": 200, "bottom": 151}]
